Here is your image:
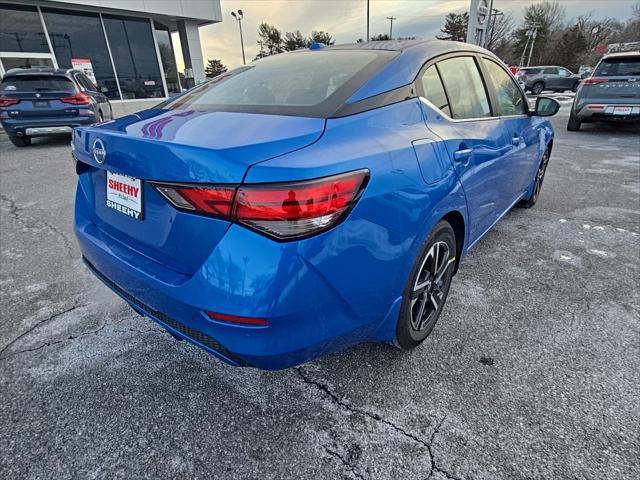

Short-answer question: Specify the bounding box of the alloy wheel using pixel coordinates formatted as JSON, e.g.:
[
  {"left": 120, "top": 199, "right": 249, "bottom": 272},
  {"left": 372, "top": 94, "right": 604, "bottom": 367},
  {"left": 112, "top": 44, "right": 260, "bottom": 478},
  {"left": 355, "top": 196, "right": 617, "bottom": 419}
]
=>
[
  {"left": 532, "top": 150, "right": 550, "bottom": 202},
  {"left": 410, "top": 241, "right": 454, "bottom": 332}
]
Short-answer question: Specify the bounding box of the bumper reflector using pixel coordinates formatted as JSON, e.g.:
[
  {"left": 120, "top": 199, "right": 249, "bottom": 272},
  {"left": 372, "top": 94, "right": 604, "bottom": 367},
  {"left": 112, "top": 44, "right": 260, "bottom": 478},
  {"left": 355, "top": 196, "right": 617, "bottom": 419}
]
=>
[{"left": 206, "top": 311, "right": 269, "bottom": 326}]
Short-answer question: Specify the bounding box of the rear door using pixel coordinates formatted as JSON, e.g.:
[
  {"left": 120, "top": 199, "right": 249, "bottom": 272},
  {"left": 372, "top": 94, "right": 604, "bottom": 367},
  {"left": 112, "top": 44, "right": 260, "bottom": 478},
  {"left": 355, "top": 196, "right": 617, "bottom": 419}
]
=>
[
  {"left": 543, "top": 67, "right": 560, "bottom": 89},
  {"left": 0, "top": 74, "right": 80, "bottom": 119},
  {"left": 418, "top": 55, "right": 513, "bottom": 243},
  {"left": 480, "top": 57, "right": 540, "bottom": 199}
]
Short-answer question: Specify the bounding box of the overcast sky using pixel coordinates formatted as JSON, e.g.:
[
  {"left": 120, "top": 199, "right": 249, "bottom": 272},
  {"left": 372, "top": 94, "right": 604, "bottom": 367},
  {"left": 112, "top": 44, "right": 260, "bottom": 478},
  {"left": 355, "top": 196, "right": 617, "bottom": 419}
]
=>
[{"left": 173, "top": 0, "right": 637, "bottom": 71}]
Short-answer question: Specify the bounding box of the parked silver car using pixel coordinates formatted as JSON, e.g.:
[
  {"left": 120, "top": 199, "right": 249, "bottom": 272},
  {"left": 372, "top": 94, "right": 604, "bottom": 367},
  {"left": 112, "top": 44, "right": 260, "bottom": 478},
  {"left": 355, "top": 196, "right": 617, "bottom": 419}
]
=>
[
  {"left": 518, "top": 66, "right": 582, "bottom": 94},
  {"left": 567, "top": 51, "right": 640, "bottom": 131}
]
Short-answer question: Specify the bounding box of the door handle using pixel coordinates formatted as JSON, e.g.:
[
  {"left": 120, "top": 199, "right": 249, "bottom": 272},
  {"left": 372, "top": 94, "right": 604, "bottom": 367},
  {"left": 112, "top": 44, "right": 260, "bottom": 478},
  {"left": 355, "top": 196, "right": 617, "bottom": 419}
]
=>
[
  {"left": 512, "top": 136, "right": 521, "bottom": 146},
  {"left": 453, "top": 148, "right": 473, "bottom": 161}
]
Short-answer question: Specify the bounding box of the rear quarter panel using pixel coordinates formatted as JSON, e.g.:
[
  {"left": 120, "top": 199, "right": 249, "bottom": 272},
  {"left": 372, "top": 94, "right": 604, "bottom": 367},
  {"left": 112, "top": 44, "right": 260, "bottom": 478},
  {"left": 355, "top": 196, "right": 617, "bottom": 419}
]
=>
[{"left": 244, "top": 99, "right": 468, "bottom": 342}]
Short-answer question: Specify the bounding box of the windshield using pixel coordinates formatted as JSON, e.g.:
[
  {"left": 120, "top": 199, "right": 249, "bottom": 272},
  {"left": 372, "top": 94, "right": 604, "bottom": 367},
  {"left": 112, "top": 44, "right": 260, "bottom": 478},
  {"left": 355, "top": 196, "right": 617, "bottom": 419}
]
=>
[
  {"left": 1, "top": 75, "right": 76, "bottom": 93},
  {"left": 163, "top": 50, "right": 396, "bottom": 117},
  {"left": 594, "top": 57, "right": 640, "bottom": 76}
]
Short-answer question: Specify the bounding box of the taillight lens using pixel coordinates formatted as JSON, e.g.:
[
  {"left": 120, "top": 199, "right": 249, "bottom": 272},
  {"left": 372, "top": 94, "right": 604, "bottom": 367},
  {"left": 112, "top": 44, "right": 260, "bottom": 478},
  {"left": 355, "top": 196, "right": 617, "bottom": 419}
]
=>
[
  {"left": 154, "top": 184, "right": 235, "bottom": 218},
  {"left": 234, "top": 170, "right": 369, "bottom": 239},
  {"left": 582, "top": 77, "right": 609, "bottom": 85},
  {"left": 60, "top": 92, "right": 91, "bottom": 105},
  {"left": 151, "top": 169, "right": 369, "bottom": 240},
  {"left": 0, "top": 96, "right": 20, "bottom": 108}
]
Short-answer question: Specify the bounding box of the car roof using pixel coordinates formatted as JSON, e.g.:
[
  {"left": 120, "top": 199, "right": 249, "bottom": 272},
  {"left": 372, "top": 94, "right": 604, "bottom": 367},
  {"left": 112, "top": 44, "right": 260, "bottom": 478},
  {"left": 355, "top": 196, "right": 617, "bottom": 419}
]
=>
[
  {"left": 602, "top": 51, "right": 640, "bottom": 59},
  {"left": 2, "top": 67, "right": 79, "bottom": 77},
  {"left": 321, "top": 39, "right": 495, "bottom": 103}
]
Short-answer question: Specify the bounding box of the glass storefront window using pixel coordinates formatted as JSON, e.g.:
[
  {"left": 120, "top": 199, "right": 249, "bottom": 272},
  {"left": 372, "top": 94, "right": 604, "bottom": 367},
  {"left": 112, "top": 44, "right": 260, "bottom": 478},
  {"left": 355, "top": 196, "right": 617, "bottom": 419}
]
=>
[
  {"left": 0, "top": 3, "right": 49, "bottom": 53},
  {"left": 103, "top": 15, "right": 164, "bottom": 99},
  {"left": 41, "top": 9, "right": 119, "bottom": 99},
  {"left": 154, "top": 22, "right": 181, "bottom": 95}
]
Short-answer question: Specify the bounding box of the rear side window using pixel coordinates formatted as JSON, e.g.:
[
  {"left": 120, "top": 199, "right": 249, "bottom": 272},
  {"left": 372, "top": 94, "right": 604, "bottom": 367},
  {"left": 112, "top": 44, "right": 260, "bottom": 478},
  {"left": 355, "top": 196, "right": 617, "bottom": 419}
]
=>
[
  {"left": 163, "top": 50, "right": 395, "bottom": 117},
  {"left": 436, "top": 56, "right": 491, "bottom": 120},
  {"left": 0, "top": 75, "right": 76, "bottom": 93},
  {"left": 420, "top": 65, "right": 451, "bottom": 117},
  {"left": 521, "top": 68, "right": 541, "bottom": 75},
  {"left": 594, "top": 57, "right": 640, "bottom": 76},
  {"left": 482, "top": 58, "right": 526, "bottom": 116},
  {"left": 543, "top": 67, "right": 558, "bottom": 74}
]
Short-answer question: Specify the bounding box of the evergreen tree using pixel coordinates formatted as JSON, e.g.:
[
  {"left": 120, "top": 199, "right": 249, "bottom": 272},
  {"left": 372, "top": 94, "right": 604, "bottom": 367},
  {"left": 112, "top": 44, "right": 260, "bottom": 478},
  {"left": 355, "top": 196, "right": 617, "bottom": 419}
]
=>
[
  {"left": 205, "top": 59, "right": 227, "bottom": 78},
  {"left": 436, "top": 12, "right": 469, "bottom": 42},
  {"left": 284, "top": 30, "right": 306, "bottom": 51},
  {"left": 370, "top": 33, "right": 390, "bottom": 41},
  {"left": 307, "top": 31, "right": 334, "bottom": 46}
]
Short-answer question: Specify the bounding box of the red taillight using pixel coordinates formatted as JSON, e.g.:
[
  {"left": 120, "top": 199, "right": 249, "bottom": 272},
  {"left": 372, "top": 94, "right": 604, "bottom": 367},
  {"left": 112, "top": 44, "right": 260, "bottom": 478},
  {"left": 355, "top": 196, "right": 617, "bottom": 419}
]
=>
[
  {"left": 154, "top": 184, "right": 235, "bottom": 218},
  {"left": 60, "top": 92, "right": 91, "bottom": 105},
  {"left": 151, "top": 170, "right": 369, "bottom": 240},
  {"left": 234, "top": 170, "right": 368, "bottom": 239},
  {"left": 582, "top": 77, "right": 609, "bottom": 85},
  {"left": 0, "top": 96, "right": 20, "bottom": 108},
  {"left": 205, "top": 311, "right": 268, "bottom": 326}
]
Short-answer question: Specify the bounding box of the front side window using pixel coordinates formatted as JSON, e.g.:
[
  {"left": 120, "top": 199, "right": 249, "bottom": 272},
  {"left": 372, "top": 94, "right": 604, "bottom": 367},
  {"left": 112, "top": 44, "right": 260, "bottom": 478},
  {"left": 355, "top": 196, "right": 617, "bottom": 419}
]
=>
[
  {"left": 482, "top": 59, "right": 526, "bottom": 116},
  {"left": 163, "top": 50, "right": 393, "bottom": 117},
  {"left": 420, "top": 65, "right": 451, "bottom": 117},
  {"left": 436, "top": 56, "right": 491, "bottom": 120},
  {"left": 558, "top": 68, "right": 572, "bottom": 77}
]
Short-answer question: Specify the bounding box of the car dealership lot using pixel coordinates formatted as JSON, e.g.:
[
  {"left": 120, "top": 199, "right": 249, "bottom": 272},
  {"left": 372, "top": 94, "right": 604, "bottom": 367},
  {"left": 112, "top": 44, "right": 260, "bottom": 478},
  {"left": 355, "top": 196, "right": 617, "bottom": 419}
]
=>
[{"left": 1, "top": 108, "right": 638, "bottom": 479}]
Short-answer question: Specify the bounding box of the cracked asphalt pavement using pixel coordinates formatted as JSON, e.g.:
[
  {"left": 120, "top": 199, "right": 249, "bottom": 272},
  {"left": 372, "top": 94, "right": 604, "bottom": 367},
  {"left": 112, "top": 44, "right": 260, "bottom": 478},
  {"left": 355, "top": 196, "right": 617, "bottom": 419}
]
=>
[{"left": 1, "top": 108, "right": 639, "bottom": 479}]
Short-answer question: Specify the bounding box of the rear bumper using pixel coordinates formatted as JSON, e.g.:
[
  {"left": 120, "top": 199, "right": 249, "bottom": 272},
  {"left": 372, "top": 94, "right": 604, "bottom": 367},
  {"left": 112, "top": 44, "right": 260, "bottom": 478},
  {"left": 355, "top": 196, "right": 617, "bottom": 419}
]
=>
[
  {"left": 74, "top": 185, "right": 401, "bottom": 369},
  {"left": 1, "top": 115, "right": 97, "bottom": 137},
  {"left": 575, "top": 104, "right": 640, "bottom": 122}
]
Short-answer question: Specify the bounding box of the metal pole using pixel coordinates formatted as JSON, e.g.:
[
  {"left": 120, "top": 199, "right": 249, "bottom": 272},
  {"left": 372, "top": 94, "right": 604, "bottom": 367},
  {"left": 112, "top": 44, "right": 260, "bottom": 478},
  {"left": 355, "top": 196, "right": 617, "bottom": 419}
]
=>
[
  {"left": 366, "top": 0, "right": 370, "bottom": 41},
  {"left": 238, "top": 18, "right": 246, "bottom": 65},
  {"left": 386, "top": 16, "right": 396, "bottom": 39},
  {"left": 527, "top": 27, "right": 537, "bottom": 67},
  {"left": 519, "top": 29, "right": 532, "bottom": 67}
]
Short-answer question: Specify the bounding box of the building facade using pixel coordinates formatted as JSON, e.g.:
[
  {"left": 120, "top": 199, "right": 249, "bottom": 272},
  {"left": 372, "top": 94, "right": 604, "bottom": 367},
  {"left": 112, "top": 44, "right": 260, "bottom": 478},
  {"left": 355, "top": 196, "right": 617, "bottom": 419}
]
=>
[{"left": 0, "top": 0, "right": 221, "bottom": 104}]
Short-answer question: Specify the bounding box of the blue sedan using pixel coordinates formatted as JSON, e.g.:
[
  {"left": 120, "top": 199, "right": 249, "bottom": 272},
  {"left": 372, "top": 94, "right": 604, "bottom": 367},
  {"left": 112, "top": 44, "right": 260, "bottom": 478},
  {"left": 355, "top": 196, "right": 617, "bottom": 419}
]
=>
[{"left": 72, "top": 40, "right": 559, "bottom": 370}]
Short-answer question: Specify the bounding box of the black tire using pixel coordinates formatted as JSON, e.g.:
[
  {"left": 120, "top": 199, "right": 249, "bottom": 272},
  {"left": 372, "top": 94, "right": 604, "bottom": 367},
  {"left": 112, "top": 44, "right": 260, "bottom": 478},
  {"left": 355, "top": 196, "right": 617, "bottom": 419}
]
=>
[
  {"left": 519, "top": 148, "right": 550, "bottom": 208},
  {"left": 396, "top": 221, "right": 456, "bottom": 350},
  {"left": 567, "top": 111, "right": 581, "bottom": 131},
  {"left": 8, "top": 135, "right": 31, "bottom": 147},
  {"left": 531, "top": 82, "right": 544, "bottom": 95}
]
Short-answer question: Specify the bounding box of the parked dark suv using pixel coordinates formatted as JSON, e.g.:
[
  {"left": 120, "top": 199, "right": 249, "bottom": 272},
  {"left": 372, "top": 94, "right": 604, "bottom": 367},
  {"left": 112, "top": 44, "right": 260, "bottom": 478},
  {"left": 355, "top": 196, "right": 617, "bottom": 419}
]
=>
[
  {"left": 518, "top": 66, "right": 582, "bottom": 94},
  {"left": 568, "top": 51, "right": 640, "bottom": 131},
  {"left": 0, "top": 68, "right": 112, "bottom": 147}
]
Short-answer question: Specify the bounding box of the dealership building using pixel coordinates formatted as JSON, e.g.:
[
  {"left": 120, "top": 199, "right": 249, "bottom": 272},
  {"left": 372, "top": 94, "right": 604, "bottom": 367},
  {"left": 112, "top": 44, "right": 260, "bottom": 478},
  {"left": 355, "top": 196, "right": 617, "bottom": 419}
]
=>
[{"left": 0, "top": 0, "right": 221, "bottom": 111}]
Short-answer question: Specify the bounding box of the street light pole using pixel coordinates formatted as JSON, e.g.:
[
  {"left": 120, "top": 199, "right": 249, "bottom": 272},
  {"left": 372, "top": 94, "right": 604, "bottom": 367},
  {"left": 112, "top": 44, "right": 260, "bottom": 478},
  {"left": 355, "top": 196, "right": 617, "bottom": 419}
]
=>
[
  {"left": 231, "top": 10, "right": 246, "bottom": 65},
  {"left": 386, "top": 16, "right": 396, "bottom": 39},
  {"left": 366, "top": 0, "right": 370, "bottom": 42}
]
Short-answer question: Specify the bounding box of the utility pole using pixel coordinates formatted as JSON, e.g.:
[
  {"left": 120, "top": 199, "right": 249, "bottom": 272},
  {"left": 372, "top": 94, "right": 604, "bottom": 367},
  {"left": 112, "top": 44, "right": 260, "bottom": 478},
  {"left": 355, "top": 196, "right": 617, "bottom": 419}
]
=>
[
  {"left": 485, "top": 8, "right": 503, "bottom": 49},
  {"left": 386, "top": 16, "right": 396, "bottom": 39},
  {"left": 231, "top": 10, "right": 246, "bottom": 65},
  {"left": 527, "top": 25, "right": 539, "bottom": 67},
  {"left": 366, "top": 0, "right": 370, "bottom": 41}
]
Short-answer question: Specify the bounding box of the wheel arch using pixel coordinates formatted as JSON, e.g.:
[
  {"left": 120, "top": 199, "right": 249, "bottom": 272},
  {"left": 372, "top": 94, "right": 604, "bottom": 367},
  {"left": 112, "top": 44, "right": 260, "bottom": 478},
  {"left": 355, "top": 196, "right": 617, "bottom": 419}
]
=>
[{"left": 441, "top": 210, "right": 465, "bottom": 274}]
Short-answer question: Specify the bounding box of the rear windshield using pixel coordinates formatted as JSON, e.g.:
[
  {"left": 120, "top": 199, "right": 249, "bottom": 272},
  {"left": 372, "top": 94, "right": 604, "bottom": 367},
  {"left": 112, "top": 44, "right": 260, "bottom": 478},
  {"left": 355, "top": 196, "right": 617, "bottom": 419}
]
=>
[
  {"left": 594, "top": 57, "right": 640, "bottom": 76},
  {"left": 162, "top": 50, "right": 396, "bottom": 117},
  {"left": 1, "top": 75, "right": 75, "bottom": 93}
]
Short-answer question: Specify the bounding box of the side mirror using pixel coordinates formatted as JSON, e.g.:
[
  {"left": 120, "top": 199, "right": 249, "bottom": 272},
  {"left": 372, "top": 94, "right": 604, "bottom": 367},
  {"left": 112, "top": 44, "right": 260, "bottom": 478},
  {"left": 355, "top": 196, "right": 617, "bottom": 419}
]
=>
[
  {"left": 532, "top": 96, "right": 560, "bottom": 117},
  {"left": 580, "top": 72, "right": 590, "bottom": 79}
]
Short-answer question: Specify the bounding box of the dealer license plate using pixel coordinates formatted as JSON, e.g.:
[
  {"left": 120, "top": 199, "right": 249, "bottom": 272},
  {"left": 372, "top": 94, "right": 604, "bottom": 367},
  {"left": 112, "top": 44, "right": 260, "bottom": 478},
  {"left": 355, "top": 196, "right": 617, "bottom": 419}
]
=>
[
  {"left": 613, "top": 107, "right": 632, "bottom": 115},
  {"left": 106, "top": 171, "right": 144, "bottom": 220}
]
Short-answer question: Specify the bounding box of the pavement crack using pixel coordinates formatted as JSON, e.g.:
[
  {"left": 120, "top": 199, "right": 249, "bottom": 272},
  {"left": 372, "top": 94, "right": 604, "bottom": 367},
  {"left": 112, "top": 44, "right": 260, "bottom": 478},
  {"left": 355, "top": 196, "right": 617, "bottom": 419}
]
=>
[
  {"left": 296, "top": 367, "right": 465, "bottom": 480},
  {"left": 0, "top": 193, "right": 76, "bottom": 259},
  {"left": 323, "top": 446, "right": 366, "bottom": 480},
  {"left": 0, "top": 302, "right": 80, "bottom": 357}
]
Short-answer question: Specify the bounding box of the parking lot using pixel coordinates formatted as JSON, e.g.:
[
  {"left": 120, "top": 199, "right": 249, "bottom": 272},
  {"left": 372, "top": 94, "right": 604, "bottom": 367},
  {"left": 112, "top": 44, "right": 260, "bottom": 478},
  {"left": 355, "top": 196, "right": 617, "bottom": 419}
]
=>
[{"left": 0, "top": 106, "right": 638, "bottom": 479}]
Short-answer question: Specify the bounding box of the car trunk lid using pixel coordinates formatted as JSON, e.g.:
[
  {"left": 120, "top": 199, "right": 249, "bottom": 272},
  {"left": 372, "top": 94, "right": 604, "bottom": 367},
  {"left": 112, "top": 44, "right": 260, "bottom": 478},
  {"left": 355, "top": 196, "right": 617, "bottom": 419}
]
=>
[{"left": 73, "top": 109, "right": 325, "bottom": 275}]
